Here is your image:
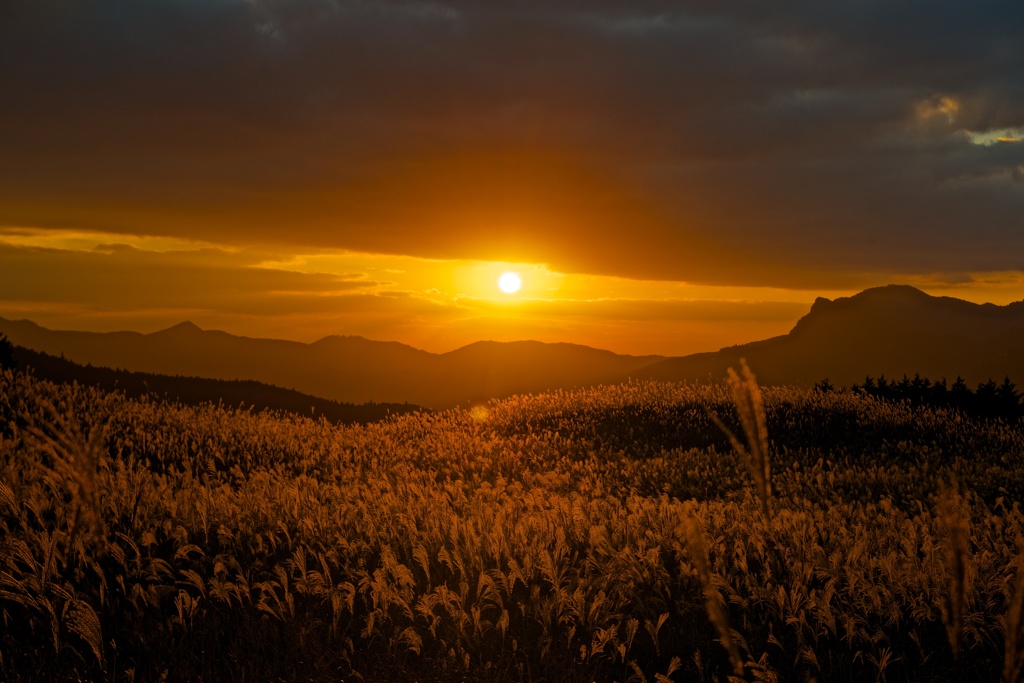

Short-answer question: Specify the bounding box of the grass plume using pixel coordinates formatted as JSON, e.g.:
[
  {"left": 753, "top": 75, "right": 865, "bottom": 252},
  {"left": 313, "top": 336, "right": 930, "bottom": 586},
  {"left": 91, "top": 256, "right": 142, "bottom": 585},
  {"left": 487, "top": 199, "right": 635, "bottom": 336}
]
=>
[
  {"left": 678, "top": 504, "right": 745, "bottom": 678},
  {"left": 711, "top": 359, "right": 772, "bottom": 517},
  {"left": 1003, "top": 554, "right": 1024, "bottom": 683},
  {"left": 936, "top": 481, "right": 972, "bottom": 661},
  {"left": 25, "top": 398, "right": 109, "bottom": 548}
]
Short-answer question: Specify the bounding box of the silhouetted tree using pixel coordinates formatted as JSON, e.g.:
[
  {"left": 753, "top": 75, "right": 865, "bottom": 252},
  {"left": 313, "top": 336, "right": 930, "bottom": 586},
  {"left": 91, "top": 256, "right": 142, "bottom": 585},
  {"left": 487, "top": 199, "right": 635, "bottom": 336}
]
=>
[
  {"left": 976, "top": 379, "right": 999, "bottom": 417},
  {"left": 950, "top": 376, "right": 971, "bottom": 411},
  {"left": 814, "top": 378, "right": 835, "bottom": 393},
  {"left": 0, "top": 334, "right": 14, "bottom": 370},
  {"left": 861, "top": 376, "right": 876, "bottom": 392},
  {"left": 997, "top": 377, "right": 1021, "bottom": 418},
  {"left": 910, "top": 373, "right": 930, "bottom": 403},
  {"left": 877, "top": 374, "right": 891, "bottom": 399}
]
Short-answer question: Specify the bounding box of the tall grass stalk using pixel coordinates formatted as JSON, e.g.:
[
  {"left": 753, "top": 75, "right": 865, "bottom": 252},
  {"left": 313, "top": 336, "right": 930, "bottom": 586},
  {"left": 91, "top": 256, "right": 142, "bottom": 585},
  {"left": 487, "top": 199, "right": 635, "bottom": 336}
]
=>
[
  {"left": 1003, "top": 554, "right": 1024, "bottom": 683},
  {"left": 711, "top": 360, "right": 772, "bottom": 517},
  {"left": 678, "top": 505, "right": 745, "bottom": 678},
  {"left": 936, "top": 481, "right": 971, "bottom": 661},
  {"left": 25, "top": 401, "right": 109, "bottom": 548}
]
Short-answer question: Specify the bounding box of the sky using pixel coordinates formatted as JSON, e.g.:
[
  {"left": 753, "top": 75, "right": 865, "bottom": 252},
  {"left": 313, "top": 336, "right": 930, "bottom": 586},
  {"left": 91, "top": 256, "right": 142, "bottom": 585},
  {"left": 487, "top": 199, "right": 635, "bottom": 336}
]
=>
[{"left": 1, "top": 0, "right": 1023, "bottom": 356}]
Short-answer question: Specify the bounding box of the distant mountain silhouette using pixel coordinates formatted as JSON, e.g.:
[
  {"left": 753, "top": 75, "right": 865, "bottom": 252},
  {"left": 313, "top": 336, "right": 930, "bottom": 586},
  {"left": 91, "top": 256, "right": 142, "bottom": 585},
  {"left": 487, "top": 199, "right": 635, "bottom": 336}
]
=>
[
  {"left": 638, "top": 285, "right": 1024, "bottom": 387},
  {"left": 0, "top": 319, "right": 662, "bottom": 409},
  {"left": 9, "top": 345, "right": 422, "bottom": 424},
  {"left": 5, "top": 285, "right": 1022, "bottom": 404}
]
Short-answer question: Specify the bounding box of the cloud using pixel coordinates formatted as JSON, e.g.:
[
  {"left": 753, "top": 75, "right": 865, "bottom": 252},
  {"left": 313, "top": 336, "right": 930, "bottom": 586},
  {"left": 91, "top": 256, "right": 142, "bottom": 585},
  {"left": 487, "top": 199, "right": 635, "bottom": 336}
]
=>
[
  {"left": 0, "top": 0, "right": 1022, "bottom": 287},
  {"left": 456, "top": 296, "right": 808, "bottom": 322},
  {"left": 0, "top": 237, "right": 824, "bottom": 354},
  {"left": 0, "top": 242, "right": 378, "bottom": 315}
]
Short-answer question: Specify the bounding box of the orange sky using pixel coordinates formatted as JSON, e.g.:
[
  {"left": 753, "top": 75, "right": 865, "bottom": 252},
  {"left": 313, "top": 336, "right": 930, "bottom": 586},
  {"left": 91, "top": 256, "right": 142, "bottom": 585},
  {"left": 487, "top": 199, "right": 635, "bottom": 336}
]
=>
[
  {"left": 3, "top": 227, "right": 1024, "bottom": 356},
  {"left": 1, "top": 1, "right": 1023, "bottom": 356}
]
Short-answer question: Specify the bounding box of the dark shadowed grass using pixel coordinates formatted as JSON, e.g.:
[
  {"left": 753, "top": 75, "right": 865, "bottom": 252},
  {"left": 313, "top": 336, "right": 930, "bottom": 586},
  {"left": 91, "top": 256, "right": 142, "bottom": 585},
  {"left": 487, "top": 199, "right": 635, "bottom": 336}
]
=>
[{"left": 2, "top": 368, "right": 1024, "bottom": 681}]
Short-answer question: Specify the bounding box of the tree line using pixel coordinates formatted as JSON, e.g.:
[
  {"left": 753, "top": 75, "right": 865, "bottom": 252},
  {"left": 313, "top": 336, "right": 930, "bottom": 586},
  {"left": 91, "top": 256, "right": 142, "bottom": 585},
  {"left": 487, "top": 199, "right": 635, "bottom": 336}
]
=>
[{"left": 815, "top": 373, "right": 1023, "bottom": 420}]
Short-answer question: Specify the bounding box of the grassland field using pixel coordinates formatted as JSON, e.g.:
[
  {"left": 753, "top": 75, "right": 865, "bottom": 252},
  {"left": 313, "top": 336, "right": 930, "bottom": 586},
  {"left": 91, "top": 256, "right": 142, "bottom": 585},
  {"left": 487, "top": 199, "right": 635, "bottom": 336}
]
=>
[{"left": 2, "top": 367, "right": 1024, "bottom": 682}]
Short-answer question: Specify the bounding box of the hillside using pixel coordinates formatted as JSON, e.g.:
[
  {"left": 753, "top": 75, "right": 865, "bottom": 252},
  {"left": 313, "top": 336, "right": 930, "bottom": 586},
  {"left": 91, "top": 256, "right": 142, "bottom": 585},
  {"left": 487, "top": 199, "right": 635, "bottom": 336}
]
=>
[
  {"left": 0, "top": 318, "right": 662, "bottom": 408},
  {"left": 3, "top": 370, "right": 1023, "bottom": 681},
  {"left": 639, "top": 285, "right": 1024, "bottom": 387},
  {"left": 8, "top": 345, "right": 422, "bottom": 424},
  {"left": 4, "top": 285, "right": 1024, "bottom": 404}
]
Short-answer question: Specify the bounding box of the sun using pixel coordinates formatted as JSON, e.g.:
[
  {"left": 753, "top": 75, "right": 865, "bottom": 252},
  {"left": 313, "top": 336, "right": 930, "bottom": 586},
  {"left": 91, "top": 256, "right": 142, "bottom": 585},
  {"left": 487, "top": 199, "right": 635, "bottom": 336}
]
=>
[{"left": 498, "top": 271, "right": 522, "bottom": 294}]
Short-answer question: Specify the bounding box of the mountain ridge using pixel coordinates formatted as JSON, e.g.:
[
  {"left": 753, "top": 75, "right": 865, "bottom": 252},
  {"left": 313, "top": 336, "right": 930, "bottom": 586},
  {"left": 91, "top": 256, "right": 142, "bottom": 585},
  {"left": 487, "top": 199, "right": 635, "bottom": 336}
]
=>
[
  {"left": 639, "top": 284, "right": 1024, "bottom": 387},
  {"left": 7, "top": 345, "right": 423, "bottom": 425},
  {"left": 4, "top": 284, "right": 1024, "bottom": 405},
  {"left": 0, "top": 317, "right": 662, "bottom": 409}
]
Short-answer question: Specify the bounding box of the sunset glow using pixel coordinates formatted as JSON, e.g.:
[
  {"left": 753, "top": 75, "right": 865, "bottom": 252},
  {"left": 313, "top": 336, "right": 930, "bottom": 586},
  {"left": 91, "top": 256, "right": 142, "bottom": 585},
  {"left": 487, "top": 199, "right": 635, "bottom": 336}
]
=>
[
  {"left": 4, "top": 5, "right": 1024, "bottom": 681},
  {"left": 497, "top": 272, "right": 522, "bottom": 294},
  {"left": 3, "top": 225, "right": 1024, "bottom": 356},
  {"left": 0, "top": 0, "right": 1022, "bottom": 356}
]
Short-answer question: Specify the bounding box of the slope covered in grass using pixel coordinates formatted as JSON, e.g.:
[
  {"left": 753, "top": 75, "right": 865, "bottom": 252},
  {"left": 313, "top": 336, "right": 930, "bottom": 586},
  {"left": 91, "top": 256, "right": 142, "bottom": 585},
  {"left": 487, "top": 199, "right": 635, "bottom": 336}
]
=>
[
  {"left": 9, "top": 344, "right": 423, "bottom": 425},
  {"left": 2, "top": 370, "right": 1023, "bottom": 682}
]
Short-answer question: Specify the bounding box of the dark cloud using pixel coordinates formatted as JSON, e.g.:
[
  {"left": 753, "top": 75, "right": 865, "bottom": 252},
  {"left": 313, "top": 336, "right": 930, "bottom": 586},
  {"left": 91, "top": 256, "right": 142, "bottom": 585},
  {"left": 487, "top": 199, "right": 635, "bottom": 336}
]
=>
[{"left": 1, "top": 0, "right": 1022, "bottom": 287}]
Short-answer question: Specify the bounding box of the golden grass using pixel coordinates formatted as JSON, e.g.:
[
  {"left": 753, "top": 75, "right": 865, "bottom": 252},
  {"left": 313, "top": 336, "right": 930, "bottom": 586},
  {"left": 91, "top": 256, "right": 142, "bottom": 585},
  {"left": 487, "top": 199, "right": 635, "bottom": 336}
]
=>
[
  {"left": 936, "top": 481, "right": 972, "bottom": 661},
  {"left": 2, "top": 369, "right": 1024, "bottom": 681},
  {"left": 1003, "top": 553, "right": 1024, "bottom": 683},
  {"left": 677, "top": 504, "right": 745, "bottom": 678},
  {"left": 710, "top": 360, "right": 772, "bottom": 517}
]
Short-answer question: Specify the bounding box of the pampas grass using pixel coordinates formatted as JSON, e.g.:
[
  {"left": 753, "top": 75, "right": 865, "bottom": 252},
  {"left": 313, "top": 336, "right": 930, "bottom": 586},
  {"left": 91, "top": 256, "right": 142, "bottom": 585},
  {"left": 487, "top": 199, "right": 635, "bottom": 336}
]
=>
[
  {"left": 710, "top": 360, "right": 772, "bottom": 517},
  {"left": 677, "top": 504, "right": 745, "bottom": 678},
  {"left": 936, "top": 481, "right": 971, "bottom": 661},
  {"left": 1002, "top": 554, "right": 1024, "bottom": 683}
]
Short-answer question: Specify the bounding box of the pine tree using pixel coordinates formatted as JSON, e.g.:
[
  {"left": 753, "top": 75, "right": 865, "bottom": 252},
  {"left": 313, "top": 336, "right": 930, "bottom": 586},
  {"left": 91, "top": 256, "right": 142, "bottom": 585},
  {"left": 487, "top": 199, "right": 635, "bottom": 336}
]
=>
[
  {"left": 950, "top": 376, "right": 972, "bottom": 412},
  {"left": 977, "top": 379, "right": 999, "bottom": 417},
  {"left": 996, "top": 377, "right": 1021, "bottom": 419},
  {"left": 0, "top": 333, "right": 14, "bottom": 370}
]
